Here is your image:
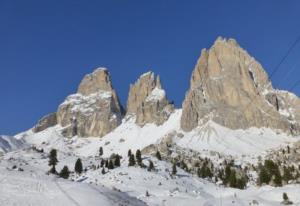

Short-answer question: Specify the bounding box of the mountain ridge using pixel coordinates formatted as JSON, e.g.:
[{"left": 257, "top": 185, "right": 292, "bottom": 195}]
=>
[{"left": 32, "top": 37, "right": 300, "bottom": 137}]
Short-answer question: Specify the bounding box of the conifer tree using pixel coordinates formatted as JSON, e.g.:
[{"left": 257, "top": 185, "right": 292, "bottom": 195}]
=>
[
  {"left": 136, "top": 149, "right": 142, "bottom": 165},
  {"left": 156, "top": 151, "right": 162, "bottom": 160},
  {"left": 128, "top": 154, "right": 136, "bottom": 166},
  {"left": 114, "top": 155, "right": 121, "bottom": 167},
  {"left": 99, "top": 147, "right": 103, "bottom": 156},
  {"left": 224, "top": 165, "right": 232, "bottom": 185},
  {"left": 148, "top": 160, "right": 154, "bottom": 171},
  {"left": 101, "top": 167, "right": 106, "bottom": 175},
  {"left": 128, "top": 149, "right": 132, "bottom": 157},
  {"left": 236, "top": 176, "right": 247, "bottom": 189},
  {"left": 59, "top": 166, "right": 70, "bottom": 179},
  {"left": 259, "top": 166, "right": 270, "bottom": 185},
  {"left": 48, "top": 149, "right": 58, "bottom": 174},
  {"left": 100, "top": 159, "right": 105, "bottom": 167},
  {"left": 172, "top": 163, "right": 177, "bottom": 175},
  {"left": 283, "top": 192, "right": 289, "bottom": 201},
  {"left": 229, "top": 169, "right": 237, "bottom": 188},
  {"left": 75, "top": 158, "right": 83, "bottom": 174},
  {"left": 283, "top": 166, "right": 293, "bottom": 183},
  {"left": 108, "top": 160, "right": 114, "bottom": 169}
]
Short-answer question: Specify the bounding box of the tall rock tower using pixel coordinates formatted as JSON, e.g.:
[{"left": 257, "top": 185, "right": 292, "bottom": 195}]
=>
[
  {"left": 127, "top": 71, "right": 174, "bottom": 126},
  {"left": 57, "top": 68, "right": 124, "bottom": 137},
  {"left": 181, "top": 37, "right": 300, "bottom": 135}
]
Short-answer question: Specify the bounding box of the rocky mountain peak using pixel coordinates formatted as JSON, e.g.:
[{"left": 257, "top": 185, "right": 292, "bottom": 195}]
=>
[
  {"left": 56, "top": 67, "right": 123, "bottom": 138},
  {"left": 77, "top": 67, "right": 114, "bottom": 95},
  {"left": 127, "top": 71, "right": 174, "bottom": 126},
  {"left": 181, "top": 37, "right": 300, "bottom": 135}
]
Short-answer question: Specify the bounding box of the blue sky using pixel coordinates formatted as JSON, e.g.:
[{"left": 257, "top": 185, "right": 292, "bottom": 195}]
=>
[{"left": 1, "top": 0, "right": 300, "bottom": 135}]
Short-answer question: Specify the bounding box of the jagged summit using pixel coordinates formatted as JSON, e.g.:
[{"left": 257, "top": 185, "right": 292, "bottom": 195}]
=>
[
  {"left": 56, "top": 67, "right": 124, "bottom": 137},
  {"left": 181, "top": 37, "right": 300, "bottom": 135},
  {"left": 127, "top": 71, "right": 174, "bottom": 126},
  {"left": 32, "top": 38, "right": 300, "bottom": 137},
  {"left": 77, "top": 67, "right": 114, "bottom": 95}
]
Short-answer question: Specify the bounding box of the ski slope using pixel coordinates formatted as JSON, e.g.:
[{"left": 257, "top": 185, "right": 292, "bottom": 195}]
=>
[{"left": 2, "top": 109, "right": 299, "bottom": 206}]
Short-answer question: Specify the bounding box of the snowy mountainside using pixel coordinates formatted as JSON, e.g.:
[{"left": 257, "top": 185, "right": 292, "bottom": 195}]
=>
[
  {"left": 19, "top": 109, "right": 299, "bottom": 161},
  {"left": 6, "top": 109, "right": 300, "bottom": 206},
  {"left": 0, "top": 135, "right": 25, "bottom": 154}
]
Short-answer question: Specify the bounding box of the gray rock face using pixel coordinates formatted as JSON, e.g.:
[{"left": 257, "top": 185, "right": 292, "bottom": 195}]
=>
[
  {"left": 181, "top": 37, "right": 300, "bottom": 135},
  {"left": 127, "top": 72, "right": 174, "bottom": 126},
  {"left": 33, "top": 113, "right": 57, "bottom": 133},
  {"left": 57, "top": 68, "right": 123, "bottom": 137}
]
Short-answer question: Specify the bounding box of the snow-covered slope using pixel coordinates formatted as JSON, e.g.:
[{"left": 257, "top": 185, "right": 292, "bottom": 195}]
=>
[
  {"left": 5, "top": 109, "right": 300, "bottom": 206},
  {"left": 0, "top": 160, "right": 146, "bottom": 206},
  {"left": 17, "top": 109, "right": 299, "bottom": 161},
  {"left": 0, "top": 135, "right": 25, "bottom": 154}
]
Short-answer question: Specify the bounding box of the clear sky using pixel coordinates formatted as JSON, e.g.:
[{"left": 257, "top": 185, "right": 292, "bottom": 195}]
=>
[{"left": 1, "top": 0, "right": 300, "bottom": 135}]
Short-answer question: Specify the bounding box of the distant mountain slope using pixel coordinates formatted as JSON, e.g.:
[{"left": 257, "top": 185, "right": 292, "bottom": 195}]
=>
[{"left": 0, "top": 135, "right": 24, "bottom": 153}]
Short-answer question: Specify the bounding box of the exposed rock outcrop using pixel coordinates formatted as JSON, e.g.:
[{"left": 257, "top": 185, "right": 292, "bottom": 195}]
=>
[
  {"left": 181, "top": 37, "right": 300, "bottom": 135},
  {"left": 57, "top": 68, "right": 124, "bottom": 137},
  {"left": 127, "top": 71, "right": 174, "bottom": 126},
  {"left": 33, "top": 113, "right": 57, "bottom": 133}
]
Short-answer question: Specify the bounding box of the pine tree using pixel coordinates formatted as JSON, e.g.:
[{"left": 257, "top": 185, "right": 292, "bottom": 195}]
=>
[
  {"left": 236, "top": 177, "right": 247, "bottom": 189},
  {"left": 105, "top": 160, "right": 109, "bottom": 168},
  {"left": 229, "top": 169, "right": 237, "bottom": 188},
  {"left": 48, "top": 149, "right": 58, "bottom": 174},
  {"left": 114, "top": 155, "right": 121, "bottom": 167},
  {"left": 259, "top": 166, "right": 270, "bottom": 185},
  {"left": 99, "top": 147, "right": 103, "bottom": 156},
  {"left": 283, "top": 192, "right": 289, "bottom": 201},
  {"left": 100, "top": 159, "right": 105, "bottom": 167},
  {"left": 101, "top": 167, "right": 106, "bottom": 174},
  {"left": 75, "top": 158, "right": 83, "bottom": 174},
  {"left": 59, "top": 166, "right": 70, "bottom": 179},
  {"left": 283, "top": 166, "right": 293, "bottom": 183},
  {"left": 273, "top": 170, "right": 282, "bottom": 187},
  {"left": 148, "top": 160, "right": 154, "bottom": 171},
  {"left": 108, "top": 160, "right": 114, "bottom": 169},
  {"left": 128, "top": 149, "right": 132, "bottom": 157},
  {"left": 136, "top": 149, "right": 142, "bottom": 165},
  {"left": 224, "top": 165, "right": 231, "bottom": 185},
  {"left": 172, "top": 163, "right": 177, "bottom": 175},
  {"left": 156, "top": 151, "right": 162, "bottom": 160},
  {"left": 128, "top": 154, "right": 136, "bottom": 166}
]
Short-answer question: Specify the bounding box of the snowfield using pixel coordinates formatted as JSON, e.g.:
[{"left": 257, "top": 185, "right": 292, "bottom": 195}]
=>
[{"left": 1, "top": 109, "right": 300, "bottom": 206}]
